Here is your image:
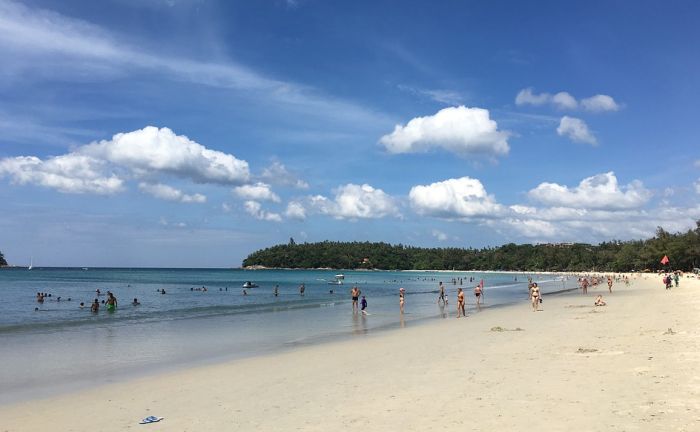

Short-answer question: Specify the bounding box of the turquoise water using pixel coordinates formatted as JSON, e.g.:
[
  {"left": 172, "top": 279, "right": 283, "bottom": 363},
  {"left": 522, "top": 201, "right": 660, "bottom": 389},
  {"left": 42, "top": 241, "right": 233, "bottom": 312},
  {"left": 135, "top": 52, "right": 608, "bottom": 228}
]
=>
[{"left": 0, "top": 268, "right": 576, "bottom": 403}]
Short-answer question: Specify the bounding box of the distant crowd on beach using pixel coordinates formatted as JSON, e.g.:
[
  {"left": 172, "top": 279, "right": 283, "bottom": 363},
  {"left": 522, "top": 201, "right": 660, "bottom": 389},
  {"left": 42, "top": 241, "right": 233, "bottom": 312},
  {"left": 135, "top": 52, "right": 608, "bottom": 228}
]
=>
[{"left": 32, "top": 270, "right": 693, "bottom": 319}]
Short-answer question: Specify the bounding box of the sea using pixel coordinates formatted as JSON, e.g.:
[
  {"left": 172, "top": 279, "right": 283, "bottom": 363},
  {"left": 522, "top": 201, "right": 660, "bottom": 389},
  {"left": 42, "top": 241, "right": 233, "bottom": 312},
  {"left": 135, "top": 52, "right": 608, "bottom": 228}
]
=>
[{"left": 0, "top": 267, "right": 577, "bottom": 404}]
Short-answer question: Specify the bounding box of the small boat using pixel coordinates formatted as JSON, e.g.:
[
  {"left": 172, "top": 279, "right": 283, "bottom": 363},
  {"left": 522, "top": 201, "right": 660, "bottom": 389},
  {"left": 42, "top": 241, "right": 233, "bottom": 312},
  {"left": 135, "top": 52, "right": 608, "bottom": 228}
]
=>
[
  {"left": 242, "top": 281, "right": 259, "bottom": 288},
  {"left": 328, "top": 275, "right": 344, "bottom": 285},
  {"left": 28, "top": 257, "right": 33, "bottom": 270}
]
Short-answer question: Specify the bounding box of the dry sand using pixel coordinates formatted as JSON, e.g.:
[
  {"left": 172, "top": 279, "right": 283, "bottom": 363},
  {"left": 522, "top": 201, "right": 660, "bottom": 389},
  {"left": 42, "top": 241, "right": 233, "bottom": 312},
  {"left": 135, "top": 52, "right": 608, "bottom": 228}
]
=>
[{"left": 2, "top": 275, "right": 699, "bottom": 431}]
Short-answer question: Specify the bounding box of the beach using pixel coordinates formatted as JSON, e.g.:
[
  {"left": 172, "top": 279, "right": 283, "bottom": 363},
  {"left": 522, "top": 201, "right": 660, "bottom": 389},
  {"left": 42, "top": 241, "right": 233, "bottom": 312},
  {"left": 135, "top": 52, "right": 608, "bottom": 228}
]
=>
[{"left": 2, "top": 274, "right": 698, "bottom": 431}]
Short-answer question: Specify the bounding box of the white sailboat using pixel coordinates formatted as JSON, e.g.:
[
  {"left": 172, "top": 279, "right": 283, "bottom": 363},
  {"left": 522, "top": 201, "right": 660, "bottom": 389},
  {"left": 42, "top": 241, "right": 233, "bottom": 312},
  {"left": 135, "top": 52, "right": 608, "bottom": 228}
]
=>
[{"left": 28, "top": 257, "right": 33, "bottom": 270}]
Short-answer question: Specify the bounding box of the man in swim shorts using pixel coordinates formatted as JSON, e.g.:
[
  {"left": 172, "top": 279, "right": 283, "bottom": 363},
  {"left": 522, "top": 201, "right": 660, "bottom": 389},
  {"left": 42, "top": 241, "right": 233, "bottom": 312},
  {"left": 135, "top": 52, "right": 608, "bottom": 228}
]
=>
[
  {"left": 350, "top": 286, "right": 361, "bottom": 312},
  {"left": 474, "top": 284, "right": 482, "bottom": 307},
  {"left": 437, "top": 282, "right": 445, "bottom": 305}
]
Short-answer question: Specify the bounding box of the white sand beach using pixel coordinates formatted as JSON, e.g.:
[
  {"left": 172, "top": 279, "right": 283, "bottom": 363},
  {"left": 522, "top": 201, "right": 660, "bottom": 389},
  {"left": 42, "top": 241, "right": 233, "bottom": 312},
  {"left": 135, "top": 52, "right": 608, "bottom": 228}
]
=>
[{"left": 2, "top": 274, "right": 699, "bottom": 431}]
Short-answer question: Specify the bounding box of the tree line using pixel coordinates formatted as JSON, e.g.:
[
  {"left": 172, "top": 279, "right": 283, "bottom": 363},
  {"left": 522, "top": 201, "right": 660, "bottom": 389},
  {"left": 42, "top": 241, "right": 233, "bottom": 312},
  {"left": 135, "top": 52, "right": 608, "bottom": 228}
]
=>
[
  {"left": 243, "top": 222, "right": 700, "bottom": 272},
  {"left": 0, "top": 250, "right": 7, "bottom": 267}
]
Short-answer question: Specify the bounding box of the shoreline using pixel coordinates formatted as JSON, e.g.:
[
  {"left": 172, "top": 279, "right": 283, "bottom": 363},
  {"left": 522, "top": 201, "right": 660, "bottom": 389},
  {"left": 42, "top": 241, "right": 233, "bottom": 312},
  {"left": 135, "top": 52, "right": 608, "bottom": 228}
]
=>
[{"left": 3, "top": 273, "right": 698, "bottom": 430}]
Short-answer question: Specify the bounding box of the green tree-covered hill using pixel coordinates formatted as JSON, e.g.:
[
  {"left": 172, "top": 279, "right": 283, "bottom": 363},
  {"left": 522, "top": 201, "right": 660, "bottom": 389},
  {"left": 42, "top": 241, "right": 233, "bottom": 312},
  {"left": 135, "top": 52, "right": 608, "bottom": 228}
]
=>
[{"left": 243, "top": 223, "right": 700, "bottom": 272}]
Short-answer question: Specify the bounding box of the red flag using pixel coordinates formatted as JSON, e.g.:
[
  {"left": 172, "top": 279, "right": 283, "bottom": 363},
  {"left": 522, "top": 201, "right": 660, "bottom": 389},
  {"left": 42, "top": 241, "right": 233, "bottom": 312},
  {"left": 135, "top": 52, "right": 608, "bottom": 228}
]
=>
[{"left": 660, "top": 255, "right": 670, "bottom": 265}]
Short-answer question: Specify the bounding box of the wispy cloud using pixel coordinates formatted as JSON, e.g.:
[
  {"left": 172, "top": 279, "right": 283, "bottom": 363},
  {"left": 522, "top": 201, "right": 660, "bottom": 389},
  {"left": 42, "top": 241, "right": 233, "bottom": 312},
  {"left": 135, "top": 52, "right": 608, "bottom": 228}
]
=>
[{"left": 0, "top": 0, "right": 392, "bottom": 129}]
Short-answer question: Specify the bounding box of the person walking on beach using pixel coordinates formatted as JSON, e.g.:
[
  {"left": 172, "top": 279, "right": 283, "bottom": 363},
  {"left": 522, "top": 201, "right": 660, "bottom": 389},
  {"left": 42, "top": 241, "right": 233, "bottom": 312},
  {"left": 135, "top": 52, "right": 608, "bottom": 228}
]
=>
[
  {"left": 581, "top": 277, "right": 589, "bottom": 294},
  {"left": 351, "top": 286, "right": 361, "bottom": 312},
  {"left": 673, "top": 272, "right": 680, "bottom": 287},
  {"left": 399, "top": 287, "right": 406, "bottom": 314},
  {"left": 474, "top": 284, "right": 482, "bottom": 309},
  {"left": 456, "top": 288, "right": 465, "bottom": 318},
  {"left": 530, "top": 283, "right": 541, "bottom": 312},
  {"left": 437, "top": 282, "right": 446, "bottom": 305},
  {"left": 607, "top": 276, "right": 613, "bottom": 293}
]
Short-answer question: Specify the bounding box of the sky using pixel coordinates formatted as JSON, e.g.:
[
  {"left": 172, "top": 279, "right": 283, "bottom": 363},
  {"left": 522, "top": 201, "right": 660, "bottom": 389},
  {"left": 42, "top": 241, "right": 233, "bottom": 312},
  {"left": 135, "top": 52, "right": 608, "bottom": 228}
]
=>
[{"left": 1, "top": 0, "right": 699, "bottom": 267}]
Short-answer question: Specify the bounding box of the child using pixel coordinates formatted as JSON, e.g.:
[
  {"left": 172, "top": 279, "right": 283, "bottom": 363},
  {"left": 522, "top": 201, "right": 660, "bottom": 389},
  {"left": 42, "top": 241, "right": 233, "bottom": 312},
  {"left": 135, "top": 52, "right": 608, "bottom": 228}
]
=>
[{"left": 361, "top": 295, "right": 368, "bottom": 314}]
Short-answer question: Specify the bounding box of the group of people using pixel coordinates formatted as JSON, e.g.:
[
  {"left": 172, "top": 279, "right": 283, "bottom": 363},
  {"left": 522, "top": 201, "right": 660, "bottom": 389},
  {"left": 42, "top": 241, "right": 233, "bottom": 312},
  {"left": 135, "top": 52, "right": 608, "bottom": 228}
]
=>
[{"left": 662, "top": 272, "right": 680, "bottom": 289}]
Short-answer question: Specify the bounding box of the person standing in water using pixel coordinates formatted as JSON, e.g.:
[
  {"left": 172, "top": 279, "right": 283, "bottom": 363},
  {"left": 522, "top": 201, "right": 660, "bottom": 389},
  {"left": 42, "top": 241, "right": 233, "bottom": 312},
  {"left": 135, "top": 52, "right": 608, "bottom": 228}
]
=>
[
  {"left": 299, "top": 283, "right": 305, "bottom": 296},
  {"left": 105, "top": 292, "right": 117, "bottom": 311},
  {"left": 437, "top": 282, "right": 446, "bottom": 305},
  {"left": 91, "top": 298, "right": 100, "bottom": 313},
  {"left": 361, "top": 295, "right": 368, "bottom": 315},
  {"left": 274, "top": 285, "right": 279, "bottom": 297},
  {"left": 399, "top": 288, "right": 406, "bottom": 314},
  {"left": 474, "top": 284, "right": 482, "bottom": 308},
  {"left": 350, "top": 286, "right": 361, "bottom": 312}
]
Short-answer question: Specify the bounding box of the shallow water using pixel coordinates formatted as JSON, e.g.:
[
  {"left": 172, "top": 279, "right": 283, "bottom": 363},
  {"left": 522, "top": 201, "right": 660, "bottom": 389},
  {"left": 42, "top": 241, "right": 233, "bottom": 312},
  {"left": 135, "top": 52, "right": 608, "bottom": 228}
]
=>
[{"left": 0, "top": 268, "right": 576, "bottom": 403}]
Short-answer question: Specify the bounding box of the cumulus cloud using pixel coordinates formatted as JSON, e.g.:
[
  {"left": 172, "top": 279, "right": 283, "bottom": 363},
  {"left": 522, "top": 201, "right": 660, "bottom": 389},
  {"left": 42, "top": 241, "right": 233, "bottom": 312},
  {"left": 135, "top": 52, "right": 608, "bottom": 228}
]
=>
[
  {"left": 310, "top": 184, "right": 399, "bottom": 220},
  {"left": 138, "top": 182, "right": 206, "bottom": 203},
  {"left": 244, "top": 201, "right": 282, "bottom": 222},
  {"left": 285, "top": 201, "right": 307, "bottom": 220},
  {"left": 581, "top": 95, "right": 620, "bottom": 112},
  {"left": 528, "top": 172, "right": 652, "bottom": 210},
  {"left": 83, "top": 126, "right": 249, "bottom": 185},
  {"left": 232, "top": 182, "right": 280, "bottom": 202},
  {"left": 0, "top": 153, "right": 123, "bottom": 194},
  {"left": 516, "top": 88, "right": 619, "bottom": 112},
  {"left": 409, "top": 177, "right": 503, "bottom": 219},
  {"left": 0, "top": 125, "right": 250, "bottom": 199},
  {"left": 378, "top": 106, "right": 510, "bottom": 158},
  {"left": 259, "top": 162, "right": 308, "bottom": 189},
  {"left": 557, "top": 116, "right": 597, "bottom": 145}
]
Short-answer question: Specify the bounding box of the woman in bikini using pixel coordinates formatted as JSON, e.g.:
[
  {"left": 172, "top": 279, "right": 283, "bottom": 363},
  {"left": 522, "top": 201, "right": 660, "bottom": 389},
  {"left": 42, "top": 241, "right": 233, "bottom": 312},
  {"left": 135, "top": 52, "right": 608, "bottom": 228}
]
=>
[
  {"left": 456, "top": 288, "right": 466, "bottom": 318},
  {"left": 399, "top": 288, "right": 405, "bottom": 314},
  {"left": 530, "top": 283, "right": 540, "bottom": 312}
]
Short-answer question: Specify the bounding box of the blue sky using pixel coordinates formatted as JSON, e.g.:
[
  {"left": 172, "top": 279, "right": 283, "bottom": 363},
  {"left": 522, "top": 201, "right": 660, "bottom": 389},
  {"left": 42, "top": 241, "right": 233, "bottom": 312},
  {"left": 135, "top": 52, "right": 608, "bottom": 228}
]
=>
[{"left": 1, "top": 0, "right": 699, "bottom": 267}]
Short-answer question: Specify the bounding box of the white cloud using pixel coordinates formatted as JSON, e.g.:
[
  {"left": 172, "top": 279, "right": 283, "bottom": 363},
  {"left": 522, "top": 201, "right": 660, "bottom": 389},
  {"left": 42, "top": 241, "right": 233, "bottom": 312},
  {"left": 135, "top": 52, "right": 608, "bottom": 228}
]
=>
[
  {"left": 694, "top": 160, "right": 700, "bottom": 168},
  {"left": 516, "top": 88, "right": 619, "bottom": 113},
  {"left": 695, "top": 179, "right": 700, "bottom": 194},
  {"left": 431, "top": 229, "right": 448, "bottom": 241},
  {"left": 557, "top": 116, "right": 597, "bottom": 145},
  {"left": 310, "top": 184, "right": 399, "bottom": 219},
  {"left": 0, "top": 126, "right": 250, "bottom": 197},
  {"left": 83, "top": 126, "right": 249, "bottom": 185},
  {"left": 138, "top": 182, "right": 206, "bottom": 203},
  {"left": 515, "top": 88, "right": 550, "bottom": 106},
  {"left": 528, "top": 172, "right": 652, "bottom": 210},
  {"left": 551, "top": 92, "right": 578, "bottom": 110},
  {"left": 259, "top": 162, "right": 308, "bottom": 189},
  {"left": 232, "top": 182, "right": 280, "bottom": 202},
  {"left": 244, "top": 201, "right": 282, "bottom": 222},
  {"left": 221, "top": 203, "right": 232, "bottom": 213},
  {"left": 502, "top": 218, "right": 560, "bottom": 238},
  {"left": 0, "top": 153, "right": 123, "bottom": 194},
  {"left": 409, "top": 177, "right": 503, "bottom": 219},
  {"left": 285, "top": 201, "right": 307, "bottom": 220},
  {"left": 581, "top": 94, "right": 620, "bottom": 112},
  {"left": 379, "top": 106, "right": 510, "bottom": 158}
]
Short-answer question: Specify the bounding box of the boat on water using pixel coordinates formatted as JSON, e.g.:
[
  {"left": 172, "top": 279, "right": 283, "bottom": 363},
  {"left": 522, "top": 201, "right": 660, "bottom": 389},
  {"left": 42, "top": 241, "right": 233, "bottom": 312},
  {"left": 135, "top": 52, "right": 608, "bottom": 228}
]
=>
[
  {"left": 28, "top": 257, "right": 33, "bottom": 270},
  {"left": 328, "top": 275, "right": 344, "bottom": 285},
  {"left": 242, "top": 281, "right": 259, "bottom": 288}
]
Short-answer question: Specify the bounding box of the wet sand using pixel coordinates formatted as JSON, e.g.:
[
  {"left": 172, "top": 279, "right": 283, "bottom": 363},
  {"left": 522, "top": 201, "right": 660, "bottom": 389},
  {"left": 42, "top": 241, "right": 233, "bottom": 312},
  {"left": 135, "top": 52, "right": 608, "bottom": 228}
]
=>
[{"left": 2, "top": 274, "right": 698, "bottom": 431}]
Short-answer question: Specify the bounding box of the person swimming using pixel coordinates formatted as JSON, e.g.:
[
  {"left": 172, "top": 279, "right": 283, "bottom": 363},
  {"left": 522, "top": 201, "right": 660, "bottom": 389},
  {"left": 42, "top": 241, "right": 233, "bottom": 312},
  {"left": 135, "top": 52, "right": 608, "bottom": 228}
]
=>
[{"left": 132, "top": 298, "right": 140, "bottom": 306}]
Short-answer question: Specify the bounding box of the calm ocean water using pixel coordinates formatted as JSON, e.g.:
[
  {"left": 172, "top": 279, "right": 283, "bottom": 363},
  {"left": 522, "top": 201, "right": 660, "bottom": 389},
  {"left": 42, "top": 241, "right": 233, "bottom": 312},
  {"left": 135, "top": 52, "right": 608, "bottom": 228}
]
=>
[{"left": 0, "top": 267, "right": 576, "bottom": 403}]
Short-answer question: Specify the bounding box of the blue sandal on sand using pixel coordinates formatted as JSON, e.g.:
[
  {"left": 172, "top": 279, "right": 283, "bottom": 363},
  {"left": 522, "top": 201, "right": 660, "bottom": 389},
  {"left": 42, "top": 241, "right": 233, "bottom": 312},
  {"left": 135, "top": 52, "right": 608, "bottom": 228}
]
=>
[{"left": 140, "top": 416, "right": 164, "bottom": 424}]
